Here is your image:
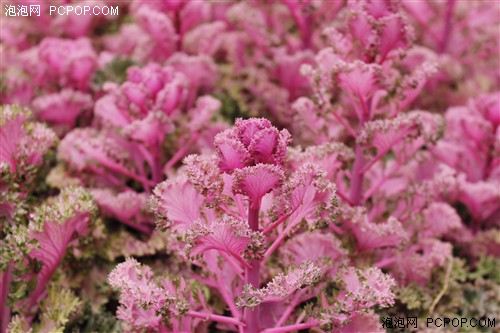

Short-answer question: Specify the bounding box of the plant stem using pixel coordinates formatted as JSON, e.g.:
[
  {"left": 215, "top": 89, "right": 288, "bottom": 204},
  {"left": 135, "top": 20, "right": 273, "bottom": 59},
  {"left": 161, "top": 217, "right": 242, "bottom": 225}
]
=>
[
  {"left": 439, "top": 0, "right": 456, "bottom": 53},
  {"left": 220, "top": 252, "right": 244, "bottom": 279},
  {"left": 429, "top": 258, "right": 453, "bottom": 314},
  {"left": 362, "top": 160, "right": 403, "bottom": 203},
  {"left": 349, "top": 143, "right": 365, "bottom": 205},
  {"left": 263, "top": 226, "right": 288, "bottom": 262},
  {"left": 163, "top": 132, "right": 200, "bottom": 173},
  {"left": 0, "top": 263, "right": 12, "bottom": 333},
  {"left": 375, "top": 257, "right": 396, "bottom": 269},
  {"left": 174, "top": 10, "right": 182, "bottom": 52},
  {"left": 93, "top": 154, "right": 154, "bottom": 189},
  {"left": 244, "top": 204, "right": 261, "bottom": 333},
  {"left": 218, "top": 204, "right": 241, "bottom": 219},
  {"left": 188, "top": 311, "right": 245, "bottom": 327},
  {"left": 217, "top": 281, "right": 241, "bottom": 321},
  {"left": 335, "top": 188, "right": 354, "bottom": 206},
  {"left": 349, "top": 105, "right": 370, "bottom": 206},
  {"left": 262, "top": 205, "right": 298, "bottom": 235},
  {"left": 273, "top": 289, "right": 306, "bottom": 328},
  {"left": 261, "top": 321, "right": 318, "bottom": 333},
  {"left": 331, "top": 108, "right": 358, "bottom": 138}
]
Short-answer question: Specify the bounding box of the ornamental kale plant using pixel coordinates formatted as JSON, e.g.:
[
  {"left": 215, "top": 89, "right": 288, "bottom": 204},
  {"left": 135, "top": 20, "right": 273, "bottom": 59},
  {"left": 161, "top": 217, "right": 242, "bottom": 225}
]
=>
[
  {"left": 1, "top": 1, "right": 499, "bottom": 333},
  {"left": 110, "top": 118, "right": 395, "bottom": 332},
  {"left": 56, "top": 61, "right": 223, "bottom": 233}
]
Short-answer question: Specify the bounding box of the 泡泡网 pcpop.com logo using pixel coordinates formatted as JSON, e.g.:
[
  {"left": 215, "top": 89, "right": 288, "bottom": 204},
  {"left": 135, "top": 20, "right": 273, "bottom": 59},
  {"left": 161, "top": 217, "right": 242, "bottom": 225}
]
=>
[
  {"left": 427, "top": 317, "right": 496, "bottom": 329},
  {"left": 4, "top": 4, "right": 118, "bottom": 17},
  {"left": 49, "top": 5, "right": 118, "bottom": 16}
]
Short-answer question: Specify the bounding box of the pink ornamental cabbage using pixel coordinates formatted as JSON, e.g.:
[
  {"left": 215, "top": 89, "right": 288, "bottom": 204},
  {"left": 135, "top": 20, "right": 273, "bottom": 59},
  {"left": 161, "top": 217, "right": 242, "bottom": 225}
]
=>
[
  {"left": 431, "top": 94, "right": 500, "bottom": 225},
  {"left": 402, "top": 0, "right": 499, "bottom": 107},
  {"left": 1, "top": 105, "right": 59, "bottom": 333},
  {"left": 108, "top": 258, "right": 190, "bottom": 331},
  {"left": 280, "top": 1, "right": 460, "bottom": 291},
  {"left": 36, "top": 37, "right": 97, "bottom": 91},
  {"left": 1, "top": 187, "right": 96, "bottom": 329},
  {"left": 317, "top": 266, "right": 395, "bottom": 330},
  {"left": 111, "top": 118, "right": 395, "bottom": 333},
  {"left": 59, "top": 63, "right": 222, "bottom": 232},
  {"left": 111, "top": 0, "right": 216, "bottom": 62},
  {"left": 0, "top": 105, "right": 57, "bottom": 187},
  {"left": 1, "top": 36, "right": 97, "bottom": 109},
  {"left": 31, "top": 89, "right": 93, "bottom": 134},
  {"left": 214, "top": 118, "right": 290, "bottom": 173}
]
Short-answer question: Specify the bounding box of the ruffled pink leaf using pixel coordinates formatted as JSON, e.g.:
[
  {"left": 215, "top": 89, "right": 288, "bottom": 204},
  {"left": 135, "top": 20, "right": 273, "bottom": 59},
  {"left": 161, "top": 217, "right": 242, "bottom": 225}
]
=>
[
  {"left": 237, "top": 260, "right": 322, "bottom": 309},
  {"left": 27, "top": 216, "right": 89, "bottom": 309},
  {"left": 358, "top": 116, "right": 421, "bottom": 155},
  {"left": 280, "top": 232, "right": 346, "bottom": 276},
  {"left": 109, "top": 258, "right": 170, "bottom": 310},
  {"left": 318, "top": 266, "right": 395, "bottom": 329},
  {"left": 1, "top": 106, "right": 56, "bottom": 180},
  {"left": 94, "top": 93, "right": 131, "bottom": 129},
  {"left": 248, "top": 127, "right": 278, "bottom": 164},
  {"left": 395, "top": 61, "right": 437, "bottom": 112},
  {"left": 22, "top": 187, "right": 96, "bottom": 313},
  {"left": 378, "top": 14, "right": 412, "bottom": 61},
  {"left": 458, "top": 180, "right": 500, "bottom": 222},
  {"left": 38, "top": 37, "right": 97, "bottom": 89},
  {"left": 432, "top": 140, "right": 484, "bottom": 181},
  {"left": 123, "top": 111, "right": 173, "bottom": 147},
  {"left": 338, "top": 62, "right": 380, "bottom": 103},
  {"left": 290, "top": 97, "right": 329, "bottom": 144},
  {"left": 57, "top": 128, "right": 153, "bottom": 188},
  {"left": 393, "top": 239, "right": 452, "bottom": 286},
  {"left": 109, "top": 258, "right": 189, "bottom": 331},
  {"left": 288, "top": 143, "right": 354, "bottom": 180},
  {"left": 421, "top": 202, "right": 462, "bottom": 238},
  {"left": 272, "top": 48, "right": 314, "bottom": 100},
  {"left": 250, "top": 127, "right": 291, "bottom": 167},
  {"left": 215, "top": 118, "right": 291, "bottom": 173},
  {"left": 188, "top": 95, "right": 222, "bottom": 132},
  {"left": 214, "top": 135, "right": 251, "bottom": 173},
  {"left": 32, "top": 89, "right": 92, "bottom": 128},
  {"left": 339, "top": 266, "right": 396, "bottom": 310},
  {"left": 183, "top": 154, "right": 224, "bottom": 205},
  {"left": 348, "top": 4, "right": 375, "bottom": 50},
  {"left": 183, "top": 22, "right": 226, "bottom": 55},
  {"left": 445, "top": 105, "right": 494, "bottom": 147},
  {"left": 19, "top": 123, "right": 57, "bottom": 169},
  {"left": 0, "top": 107, "right": 27, "bottom": 172},
  {"left": 270, "top": 163, "right": 338, "bottom": 232},
  {"left": 342, "top": 206, "right": 407, "bottom": 251},
  {"left": 167, "top": 54, "right": 218, "bottom": 103},
  {"left": 135, "top": 6, "right": 178, "bottom": 56},
  {"left": 151, "top": 176, "right": 207, "bottom": 232},
  {"left": 235, "top": 118, "right": 273, "bottom": 147},
  {"left": 233, "top": 164, "right": 285, "bottom": 208},
  {"left": 58, "top": 129, "right": 122, "bottom": 172},
  {"left": 91, "top": 189, "right": 152, "bottom": 234},
  {"left": 186, "top": 216, "right": 265, "bottom": 265}
]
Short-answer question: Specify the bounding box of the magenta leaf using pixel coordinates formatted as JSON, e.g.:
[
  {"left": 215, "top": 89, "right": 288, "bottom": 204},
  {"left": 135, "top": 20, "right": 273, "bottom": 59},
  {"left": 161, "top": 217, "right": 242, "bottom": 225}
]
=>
[{"left": 233, "top": 164, "right": 285, "bottom": 208}]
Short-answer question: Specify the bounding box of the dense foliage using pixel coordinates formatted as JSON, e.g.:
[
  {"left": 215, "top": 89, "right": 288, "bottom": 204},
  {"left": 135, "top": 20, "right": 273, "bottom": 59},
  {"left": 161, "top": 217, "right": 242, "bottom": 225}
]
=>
[{"left": 1, "top": 1, "right": 499, "bottom": 332}]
